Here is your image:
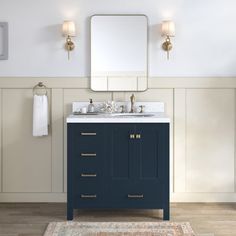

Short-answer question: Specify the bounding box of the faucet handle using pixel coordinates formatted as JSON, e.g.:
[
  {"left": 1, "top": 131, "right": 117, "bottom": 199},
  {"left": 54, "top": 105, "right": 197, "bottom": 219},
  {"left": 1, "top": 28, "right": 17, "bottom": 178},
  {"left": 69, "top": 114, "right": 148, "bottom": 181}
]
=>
[
  {"left": 139, "top": 105, "right": 145, "bottom": 113},
  {"left": 120, "top": 105, "right": 125, "bottom": 113},
  {"left": 130, "top": 94, "right": 135, "bottom": 103}
]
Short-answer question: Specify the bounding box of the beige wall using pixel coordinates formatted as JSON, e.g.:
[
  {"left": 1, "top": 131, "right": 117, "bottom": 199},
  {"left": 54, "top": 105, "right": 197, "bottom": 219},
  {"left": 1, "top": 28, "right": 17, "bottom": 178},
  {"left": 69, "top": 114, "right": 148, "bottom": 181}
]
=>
[{"left": 0, "top": 77, "right": 236, "bottom": 202}]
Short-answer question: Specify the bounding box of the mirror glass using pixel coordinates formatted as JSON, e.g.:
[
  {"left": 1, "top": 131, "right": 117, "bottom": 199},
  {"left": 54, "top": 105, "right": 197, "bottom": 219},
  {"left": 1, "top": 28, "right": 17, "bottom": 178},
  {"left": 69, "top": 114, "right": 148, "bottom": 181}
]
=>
[{"left": 91, "top": 15, "right": 148, "bottom": 91}]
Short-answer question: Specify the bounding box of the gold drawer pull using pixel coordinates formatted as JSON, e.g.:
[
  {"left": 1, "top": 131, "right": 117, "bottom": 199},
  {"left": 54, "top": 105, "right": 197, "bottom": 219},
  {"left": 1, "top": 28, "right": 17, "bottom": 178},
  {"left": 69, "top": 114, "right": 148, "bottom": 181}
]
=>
[
  {"left": 130, "top": 134, "right": 135, "bottom": 139},
  {"left": 81, "top": 153, "right": 97, "bottom": 157},
  {"left": 128, "top": 194, "right": 144, "bottom": 199},
  {"left": 136, "top": 134, "right": 141, "bottom": 139},
  {"left": 81, "top": 194, "right": 97, "bottom": 199},
  {"left": 81, "top": 173, "right": 97, "bottom": 177},
  {"left": 81, "top": 132, "right": 97, "bottom": 136}
]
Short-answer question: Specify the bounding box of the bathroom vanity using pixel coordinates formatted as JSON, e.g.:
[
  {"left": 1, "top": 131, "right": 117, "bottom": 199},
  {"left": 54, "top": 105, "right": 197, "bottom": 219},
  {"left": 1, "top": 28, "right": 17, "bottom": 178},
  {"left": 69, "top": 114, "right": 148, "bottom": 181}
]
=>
[{"left": 67, "top": 112, "right": 170, "bottom": 220}]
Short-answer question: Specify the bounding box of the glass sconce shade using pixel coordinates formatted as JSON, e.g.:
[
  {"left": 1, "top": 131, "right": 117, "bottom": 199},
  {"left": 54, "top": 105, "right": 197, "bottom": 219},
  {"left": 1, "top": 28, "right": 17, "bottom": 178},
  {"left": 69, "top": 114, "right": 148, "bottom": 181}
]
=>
[
  {"left": 62, "top": 21, "right": 76, "bottom": 37},
  {"left": 161, "top": 20, "right": 175, "bottom": 37}
]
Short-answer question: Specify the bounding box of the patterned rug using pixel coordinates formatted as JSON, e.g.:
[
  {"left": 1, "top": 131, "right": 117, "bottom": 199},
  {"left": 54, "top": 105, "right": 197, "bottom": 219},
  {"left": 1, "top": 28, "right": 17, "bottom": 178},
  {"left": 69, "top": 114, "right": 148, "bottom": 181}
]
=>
[{"left": 44, "top": 222, "right": 195, "bottom": 236}]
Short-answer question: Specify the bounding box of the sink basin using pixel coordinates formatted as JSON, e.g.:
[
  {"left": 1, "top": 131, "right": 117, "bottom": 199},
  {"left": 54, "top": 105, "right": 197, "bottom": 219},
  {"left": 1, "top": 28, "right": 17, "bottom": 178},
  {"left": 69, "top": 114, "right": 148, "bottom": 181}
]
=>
[
  {"left": 73, "top": 112, "right": 156, "bottom": 118},
  {"left": 109, "top": 113, "right": 155, "bottom": 117}
]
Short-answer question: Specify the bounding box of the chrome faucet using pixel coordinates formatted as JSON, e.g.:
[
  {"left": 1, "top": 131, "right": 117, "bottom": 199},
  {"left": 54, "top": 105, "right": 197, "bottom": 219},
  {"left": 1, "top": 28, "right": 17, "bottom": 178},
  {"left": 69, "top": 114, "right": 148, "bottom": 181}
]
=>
[{"left": 130, "top": 94, "right": 135, "bottom": 113}]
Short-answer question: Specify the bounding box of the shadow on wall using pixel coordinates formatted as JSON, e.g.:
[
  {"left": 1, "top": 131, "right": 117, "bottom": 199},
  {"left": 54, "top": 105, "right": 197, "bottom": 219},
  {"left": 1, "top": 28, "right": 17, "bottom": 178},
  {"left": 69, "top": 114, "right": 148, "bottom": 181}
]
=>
[
  {"left": 85, "top": 16, "right": 91, "bottom": 75},
  {"left": 37, "top": 24, "right": 65, "bottom": 51},
  {"left": 149, "top": 23, "right": 162, "bottom": 44},
  {"left": 148, "top": 23, "right": 162, "bottom": 63}
]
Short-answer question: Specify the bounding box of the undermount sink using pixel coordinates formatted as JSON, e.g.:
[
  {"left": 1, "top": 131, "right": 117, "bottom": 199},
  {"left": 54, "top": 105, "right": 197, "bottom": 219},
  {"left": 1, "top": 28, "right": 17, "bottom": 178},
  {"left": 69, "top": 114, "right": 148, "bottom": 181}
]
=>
[
  {"left": 109, "top": 113, "right": 155, "bottom": 117},
  {"left": 73, "top": 112, "right": 156, "bottom": 117}
]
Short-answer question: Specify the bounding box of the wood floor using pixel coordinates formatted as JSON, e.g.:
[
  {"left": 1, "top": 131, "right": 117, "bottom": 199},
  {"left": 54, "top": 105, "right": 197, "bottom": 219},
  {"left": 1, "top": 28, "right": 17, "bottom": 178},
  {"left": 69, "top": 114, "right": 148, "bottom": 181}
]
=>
[{"left": 0, "top": 203, "right": 235, "bottom": 236}]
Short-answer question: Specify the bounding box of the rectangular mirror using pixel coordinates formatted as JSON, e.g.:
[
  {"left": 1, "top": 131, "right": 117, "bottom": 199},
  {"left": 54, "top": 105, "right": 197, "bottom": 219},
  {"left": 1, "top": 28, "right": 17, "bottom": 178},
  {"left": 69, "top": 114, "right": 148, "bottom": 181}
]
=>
[{"left": 91, "top": 15, "right": 148, "bottom": 91}]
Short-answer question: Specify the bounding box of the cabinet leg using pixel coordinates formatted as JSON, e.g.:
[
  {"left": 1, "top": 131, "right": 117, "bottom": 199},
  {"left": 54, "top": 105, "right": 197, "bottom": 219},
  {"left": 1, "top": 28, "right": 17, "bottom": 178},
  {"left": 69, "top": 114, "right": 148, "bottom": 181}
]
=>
[
  {"left": 67, "top": 207, "right": 73, "bottom": 221},
  {"left": 163, "top": 207, "right": 170, "bottom": 221}
]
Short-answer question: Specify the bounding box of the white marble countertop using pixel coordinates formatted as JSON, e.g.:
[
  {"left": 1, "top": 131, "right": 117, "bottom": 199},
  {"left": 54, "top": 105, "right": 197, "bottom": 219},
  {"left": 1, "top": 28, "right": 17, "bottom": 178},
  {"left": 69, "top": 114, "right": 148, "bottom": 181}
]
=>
[{"left": 66, "top": 113, "right": 170, "bottom": 123}]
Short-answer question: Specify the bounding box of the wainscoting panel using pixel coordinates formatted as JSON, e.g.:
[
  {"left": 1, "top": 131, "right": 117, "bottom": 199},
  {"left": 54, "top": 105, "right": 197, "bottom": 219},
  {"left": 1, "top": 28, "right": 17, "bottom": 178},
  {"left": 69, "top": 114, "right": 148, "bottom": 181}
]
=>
[
  {"left": 2, "top": 89, "right": 52, "bottom": 192},
  {"left": 174, "top": 89, "right": 235, "bottom": 195},
  {"left": 185, "top": 89, "right": 235, "bottom": 193}
]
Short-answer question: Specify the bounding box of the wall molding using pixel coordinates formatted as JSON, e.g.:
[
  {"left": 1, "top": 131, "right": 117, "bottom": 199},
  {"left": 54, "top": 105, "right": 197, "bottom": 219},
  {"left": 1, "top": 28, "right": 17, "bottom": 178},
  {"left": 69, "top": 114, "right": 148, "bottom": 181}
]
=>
[
  {"left": 148, "top": 77, "right": 236, "bottom": 88},
  {"left": 0, "top": 77, "right": 236, "bottom": 89}
]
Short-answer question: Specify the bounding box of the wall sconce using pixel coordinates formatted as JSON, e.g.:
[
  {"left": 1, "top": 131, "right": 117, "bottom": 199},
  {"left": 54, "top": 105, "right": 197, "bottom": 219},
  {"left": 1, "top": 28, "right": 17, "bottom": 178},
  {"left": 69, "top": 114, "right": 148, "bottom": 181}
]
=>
[
  {"left": 161, "top": 20, "right": 175, "bottom": 60},
  {"left": 62, "top": 20, "right": 76, "bottom": 60}
]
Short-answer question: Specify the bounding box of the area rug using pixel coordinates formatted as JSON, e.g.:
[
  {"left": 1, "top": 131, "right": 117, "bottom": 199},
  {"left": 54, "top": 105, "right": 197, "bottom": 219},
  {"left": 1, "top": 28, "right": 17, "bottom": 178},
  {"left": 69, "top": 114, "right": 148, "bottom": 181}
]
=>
[{"left": 44, "top": 222, "right": 195, "bottom": 236}]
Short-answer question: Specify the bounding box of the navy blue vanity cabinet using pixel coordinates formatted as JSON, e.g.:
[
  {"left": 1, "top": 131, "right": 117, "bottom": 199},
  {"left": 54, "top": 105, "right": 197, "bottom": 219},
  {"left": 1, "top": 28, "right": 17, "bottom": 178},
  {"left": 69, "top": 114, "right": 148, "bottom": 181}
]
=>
[{"left": 67, "top": 123, "right": 169, "bottom": 220}]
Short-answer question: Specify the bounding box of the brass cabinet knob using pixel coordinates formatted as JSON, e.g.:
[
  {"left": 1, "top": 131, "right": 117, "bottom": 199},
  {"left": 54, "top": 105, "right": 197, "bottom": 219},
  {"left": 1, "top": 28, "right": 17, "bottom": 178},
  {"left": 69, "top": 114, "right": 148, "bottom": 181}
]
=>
[
  {"left": 130, "top": 134, "right": 135, "bottom": 139},
  {"left": 120, "top": 105, "right": 125, "bottom": 113},
  {"left": 130, "top": 134, "right": 141, "bottom": 139}
]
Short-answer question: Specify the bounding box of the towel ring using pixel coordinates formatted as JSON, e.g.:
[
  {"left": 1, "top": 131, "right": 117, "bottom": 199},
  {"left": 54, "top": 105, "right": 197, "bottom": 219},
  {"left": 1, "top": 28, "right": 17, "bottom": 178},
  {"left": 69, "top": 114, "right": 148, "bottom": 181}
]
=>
[{"left": 33, "top": 82, "right": 47, "bottom": 96}]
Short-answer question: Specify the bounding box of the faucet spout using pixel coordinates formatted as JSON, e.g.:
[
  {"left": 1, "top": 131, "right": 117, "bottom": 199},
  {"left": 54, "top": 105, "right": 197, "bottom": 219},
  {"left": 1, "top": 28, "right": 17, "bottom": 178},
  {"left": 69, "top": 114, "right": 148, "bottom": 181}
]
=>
[{"left": 130, "top": 94, "right": 135, "bottom": 113}]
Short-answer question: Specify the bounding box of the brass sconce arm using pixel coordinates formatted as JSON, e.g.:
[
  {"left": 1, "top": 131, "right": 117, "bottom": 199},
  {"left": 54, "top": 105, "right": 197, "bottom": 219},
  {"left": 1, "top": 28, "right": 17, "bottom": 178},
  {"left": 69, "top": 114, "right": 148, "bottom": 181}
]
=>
[
  {"left": 162, "top": 36, "right": 173, "bottom": 60},
  {"left": 161, "top": 20, "right": 175, "bottom": 60},
  {"left": 65, "top": 35, "right": 75, "bottom": 60}
]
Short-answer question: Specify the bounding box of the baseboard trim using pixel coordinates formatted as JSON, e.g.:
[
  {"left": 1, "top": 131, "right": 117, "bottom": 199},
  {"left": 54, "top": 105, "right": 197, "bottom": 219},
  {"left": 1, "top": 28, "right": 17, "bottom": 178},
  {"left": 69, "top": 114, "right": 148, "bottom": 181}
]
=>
[
  {"left": 0, "top": 193, "right": 67, "bottom": 202},
  {"left": 171, "top": 192, "right": 236, "bottom": 202}
]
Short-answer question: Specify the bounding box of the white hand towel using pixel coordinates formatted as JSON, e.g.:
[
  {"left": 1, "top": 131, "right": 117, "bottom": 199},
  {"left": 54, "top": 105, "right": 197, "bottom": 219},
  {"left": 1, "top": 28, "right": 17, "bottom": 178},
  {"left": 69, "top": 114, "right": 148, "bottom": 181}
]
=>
[{"left": 33, "top": 95, "right": 48, "bottom": 137}]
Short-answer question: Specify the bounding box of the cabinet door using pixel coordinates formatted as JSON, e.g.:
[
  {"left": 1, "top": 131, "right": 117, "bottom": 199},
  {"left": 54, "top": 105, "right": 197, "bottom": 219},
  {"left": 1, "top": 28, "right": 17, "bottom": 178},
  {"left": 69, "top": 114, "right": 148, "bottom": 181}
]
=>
[
  {"left": 135, "top": 123, "right": 169, "bottom": 205},
  {"left": 106, "top": 124, "right": 136, "bottom": 204}
]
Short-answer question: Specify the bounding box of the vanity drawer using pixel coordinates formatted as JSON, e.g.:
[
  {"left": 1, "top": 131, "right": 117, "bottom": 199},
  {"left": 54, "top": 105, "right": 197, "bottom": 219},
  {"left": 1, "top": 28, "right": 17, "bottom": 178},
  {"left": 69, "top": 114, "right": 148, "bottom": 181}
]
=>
[
  {"left": 76, "top": 124, "right": 104, "bottom": 140},
  {"left": 108, "top": 183, "right": 163, "bottom": 207},
  {"left": 74, "top": 193, "right": 102, "bottom": 208},
  {"left": 74, "top": 180, "right": 104, "bottom": 207},
  {"left": 73, "top": 149, "right": 104, "bottom": 173},
  {"left": 68, "top": 124, "right": 104, "bottom": 148},
  {"left": 74, "top": 168, "right": 103, "bottom": 180},
  {"left": 75, "top": 148, "right": 103, "bottom": 160}
]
